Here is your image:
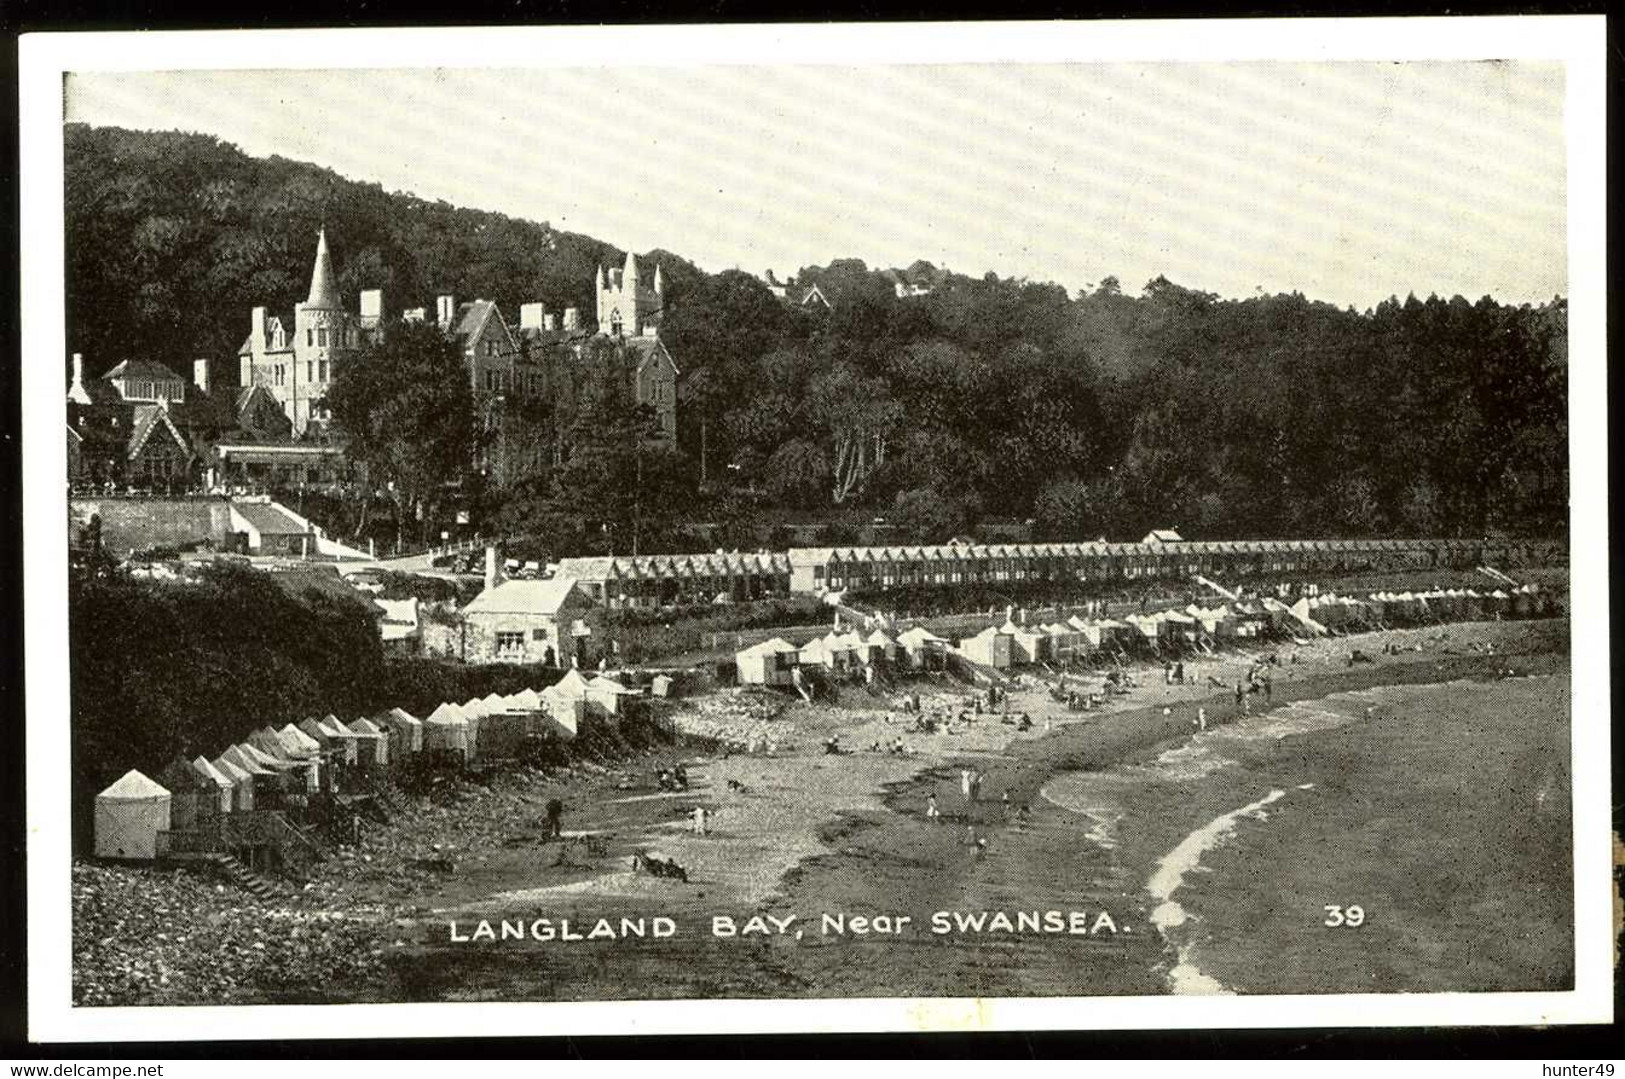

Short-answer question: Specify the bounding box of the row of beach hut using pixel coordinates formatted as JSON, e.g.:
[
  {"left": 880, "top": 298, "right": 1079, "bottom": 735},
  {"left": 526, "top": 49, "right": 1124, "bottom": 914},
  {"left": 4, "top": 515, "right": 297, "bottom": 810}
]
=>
[
  {"left": 93, "top": 672, "right": 646, "bottom": 863},
  {"left": 736, "top": 625, "right": 952, "bottom": 686}
]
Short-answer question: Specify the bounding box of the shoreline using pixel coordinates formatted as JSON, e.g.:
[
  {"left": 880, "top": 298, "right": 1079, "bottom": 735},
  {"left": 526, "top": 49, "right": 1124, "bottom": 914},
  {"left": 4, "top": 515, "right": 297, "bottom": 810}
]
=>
[
  {"left": 72, "top": 618, "right": 1571, "bottom": 1005},
  {"left": 385, "top": 619, "right": 1568, "bottom": 1004}
]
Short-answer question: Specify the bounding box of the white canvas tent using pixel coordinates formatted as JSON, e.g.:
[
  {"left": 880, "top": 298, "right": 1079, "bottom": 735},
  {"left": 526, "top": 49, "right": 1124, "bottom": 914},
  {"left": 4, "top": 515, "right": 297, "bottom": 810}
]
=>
[
  {"left": 423, "top": 702, "right": 470, "bottom": 755},
  {"left": 896, "top": 625, "right": 947, "bottom": 664},
  {"left": 736, "top": 637, "right": 799, "bottom": 686},
  {"left": 379, "top": 707, "right": 424, "bottom": 755},
  {"left": 958, "top": 625, "right": 1013, "bottom": 669},
  {"left": 94, "top": 770, "right": 172, "bottom": 861},
  {"left": 349, "top": 717, "right": 389, "bottom": 767},
  {"left": 211, "top": 755, "right": 255, "bottom": 812}
]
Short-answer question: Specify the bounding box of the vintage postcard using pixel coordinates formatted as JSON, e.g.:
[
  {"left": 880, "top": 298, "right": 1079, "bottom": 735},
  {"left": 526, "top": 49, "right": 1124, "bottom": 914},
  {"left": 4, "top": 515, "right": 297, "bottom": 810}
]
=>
[{"left": 20, "top": 17, "right": 1611, "bottom": 1041}]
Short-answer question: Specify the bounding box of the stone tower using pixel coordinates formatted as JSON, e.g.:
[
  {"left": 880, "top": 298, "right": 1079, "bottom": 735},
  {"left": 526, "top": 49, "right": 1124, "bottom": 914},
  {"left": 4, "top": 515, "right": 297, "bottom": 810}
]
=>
[
  {"left": 595, "top": 250, "right": 664, "bottom": 337},
  {"left": 289, "top": 227, "right": 357, "bottom": 435}
]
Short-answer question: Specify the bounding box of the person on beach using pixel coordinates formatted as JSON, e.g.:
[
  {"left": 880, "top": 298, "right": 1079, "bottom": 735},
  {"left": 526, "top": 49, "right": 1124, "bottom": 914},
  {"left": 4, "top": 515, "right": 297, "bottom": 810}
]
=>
[
  {"left": 961, "top": 769, "right": 973, "bottom": 803},
  {"left": 926, "top": 793, "right": 940, "bottom": 822},
  {"left": 1163, "top": 661, "right": 1173, "bottom": 685},
  {"left": 544, "top": 798, "right": 564, "bottom": 840},
  {"left": 1001, "top": 790, "right": 1011, "bottom": 819},
  {"left": 1174, "top": 661, "right": 1185, "bottom": 684},
  {"left": 692, "top": 806, "right": 708, "bottom": 836},
  {"left": 1264, "top": 677, "right": 1273, "bottom": 704},
  {"left": 1234, "top": 682, "right": 1245, "bottom": 707},
  {"left": 971, "top": 771, "right": 986, "bottom": 802}
]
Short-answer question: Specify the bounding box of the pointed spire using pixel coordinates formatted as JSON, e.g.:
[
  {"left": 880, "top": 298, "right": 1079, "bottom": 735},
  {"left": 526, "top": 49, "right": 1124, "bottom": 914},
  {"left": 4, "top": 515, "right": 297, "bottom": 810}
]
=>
[
  {"left": 653, "top": 263, "right": 665, "bottom": 294},
  {"left": 623, "top": 249, "right": 640, "bottom": 284},
  {"left": 596, "top": 264, "right": 606, "bottom": 289},
  {"left": 305, "top": 227, "right": 339, "bottom": 310}
]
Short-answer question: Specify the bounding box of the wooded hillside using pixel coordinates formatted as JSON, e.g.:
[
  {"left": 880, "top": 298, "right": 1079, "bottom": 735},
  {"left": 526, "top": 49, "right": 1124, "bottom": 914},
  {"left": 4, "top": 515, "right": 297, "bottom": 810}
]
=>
[{"left": 66, "top": 124, "right": 1568, "bottom": 542}]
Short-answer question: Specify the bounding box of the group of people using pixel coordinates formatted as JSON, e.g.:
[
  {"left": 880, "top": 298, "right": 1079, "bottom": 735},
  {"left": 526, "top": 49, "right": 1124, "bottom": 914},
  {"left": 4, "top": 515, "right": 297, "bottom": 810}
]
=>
[{"left": 656, "top": 764, "right": 690, "bottom": 791}]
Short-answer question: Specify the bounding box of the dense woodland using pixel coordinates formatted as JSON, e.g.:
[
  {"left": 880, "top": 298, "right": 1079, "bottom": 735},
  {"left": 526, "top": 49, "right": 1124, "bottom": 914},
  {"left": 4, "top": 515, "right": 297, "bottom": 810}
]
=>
[
  {"left": 67, "top": 124, "right": 1569, "bottom": 544},
  {"left": 69, "top": 562, "right": 565, "bottom": 830}
]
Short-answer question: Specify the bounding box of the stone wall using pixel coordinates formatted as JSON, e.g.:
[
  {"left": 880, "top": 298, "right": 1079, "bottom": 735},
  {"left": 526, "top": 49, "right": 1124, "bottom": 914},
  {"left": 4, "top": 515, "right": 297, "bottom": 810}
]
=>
[{"left": 70, "top": 498, "right": 235, "bottom": 555}]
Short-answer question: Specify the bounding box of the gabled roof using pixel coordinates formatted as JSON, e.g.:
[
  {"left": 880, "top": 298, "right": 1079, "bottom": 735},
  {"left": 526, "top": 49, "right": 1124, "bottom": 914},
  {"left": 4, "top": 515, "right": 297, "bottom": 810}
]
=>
[
  {"left": 124, "top": 405, "right": 191, "bottom": 462},
  {"left": 233, "top": 500, "right": 308, "bottom": 536},
  {"left": 463, "top": 577, "right": 584, "bottom": 617},
  {"left": 104, "top": 359, "right": 187, "bottom": 384}
]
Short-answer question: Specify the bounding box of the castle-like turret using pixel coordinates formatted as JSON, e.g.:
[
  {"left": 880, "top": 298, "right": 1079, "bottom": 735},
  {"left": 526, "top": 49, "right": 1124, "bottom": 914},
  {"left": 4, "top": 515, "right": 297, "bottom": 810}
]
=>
[
  {"left": 596, "top": 250, "right": 663, "bottom": 337},
  {"left": 305, "top": 227, "right": 340, "bottom": 310}
]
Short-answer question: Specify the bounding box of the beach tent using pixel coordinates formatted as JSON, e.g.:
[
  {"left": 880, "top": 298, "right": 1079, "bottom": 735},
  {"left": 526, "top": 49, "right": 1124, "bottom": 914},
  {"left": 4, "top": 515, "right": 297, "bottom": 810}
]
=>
[
  {"left": 538, "top": 687, "right": 582, "bottom": 740},
  {"left": 219, "top": 744, "right": 289, "bottom": 809},
  {"left": 211, "top": 756, "right": 256, "bottom": 812},
  {"left": 279, "top": 723, "right": 323, "bottom": 756},
  {"left": 158, "top": 756, "right": 223, "bottom": 831},
  {"left": 996, "top": 620, "right": 1046, "bottom": 665},
  {"left": 651, "top": 674, "right": 675, "bottom": 698},
  {"left": 423, "top": 702, "right": 470, "bottom": 756},
  {"left": 379, "top": 707, "right": 424, "bottom": 756},
  {"left": 863, "top": 629, "right": 899, "bottom": 665},
  {"left": 192, "top": 756, "right": 236, "bottom": 815},
  {"left": 896, "top": 626, "right": 948, "bottom": 669},
  {"left": 94, "top": 770, "right": 171, "bottom": 861},
  {"left": 802, "top": 632, "right": 861, "bottom": 671},
  {"left": 736, "top": 637, "right": 800, "bottom": 686},
  {"left": 585, "top": 675, "right": 636, "bottom": 720},
  {"left": 349, "top": 717, "right": 389, "bottom": 767},
  {"left": 507, "top": 688, "right": 544, "bottom": 712},
  {"left": 958, "top": 625, "right": 1013, "bottom": 669},
  {"left": 1040, "top": 622, "right": 1079, "bottom": 659}
]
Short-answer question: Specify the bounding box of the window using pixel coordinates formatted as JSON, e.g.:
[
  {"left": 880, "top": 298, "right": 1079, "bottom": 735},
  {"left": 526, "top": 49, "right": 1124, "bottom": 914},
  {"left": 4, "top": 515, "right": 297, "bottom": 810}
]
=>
[
  {"left": 532, "top": 628, "right": 548, "bottom": 641},
  {"left": 317, "top": 327, "right": 328, "bottom": 347},
  {"left": 495, "top": 631, "right": 525, "bottom": 655},
  {"left": 485, "top": 341, "right": 496, "bottom": 357},
  {"left": 307, "top": 329, "right": 314, "bottom": 347},
  {"left": 307, "top": 361, "right": 315, "bottom": 382},
  {"left": 319, "top": 360, "right": 330, "bottom": 382},
  {"left": 486, "top": 370, "right": 502, "bottom": 392}
]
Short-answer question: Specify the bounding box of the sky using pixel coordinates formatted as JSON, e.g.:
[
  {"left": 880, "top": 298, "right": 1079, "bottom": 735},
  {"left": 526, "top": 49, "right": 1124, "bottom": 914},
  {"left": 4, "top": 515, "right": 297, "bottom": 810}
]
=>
[{"left": 64, "top": 61, "right": 1568, "bottom": 308}]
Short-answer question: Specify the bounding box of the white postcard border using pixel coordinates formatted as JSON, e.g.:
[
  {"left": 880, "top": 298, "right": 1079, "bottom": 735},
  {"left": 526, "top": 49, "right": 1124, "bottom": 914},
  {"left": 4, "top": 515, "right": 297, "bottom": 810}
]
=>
[{"left": 21, "top": 17, "right": 1612, "bottom": 1041}]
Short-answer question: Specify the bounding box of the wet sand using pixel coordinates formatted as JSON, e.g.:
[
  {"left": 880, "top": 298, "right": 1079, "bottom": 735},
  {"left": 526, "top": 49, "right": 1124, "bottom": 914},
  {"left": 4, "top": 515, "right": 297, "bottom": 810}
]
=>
[{"left": 375, "top": 619, "right": 1569, "bottom": 1003}]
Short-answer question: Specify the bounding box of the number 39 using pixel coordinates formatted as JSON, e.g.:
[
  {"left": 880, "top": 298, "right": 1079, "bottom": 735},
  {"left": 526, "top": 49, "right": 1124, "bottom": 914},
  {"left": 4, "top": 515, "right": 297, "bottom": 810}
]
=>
[{"left": 1323, "top": 904, "right": 1365, "bottom": 927}]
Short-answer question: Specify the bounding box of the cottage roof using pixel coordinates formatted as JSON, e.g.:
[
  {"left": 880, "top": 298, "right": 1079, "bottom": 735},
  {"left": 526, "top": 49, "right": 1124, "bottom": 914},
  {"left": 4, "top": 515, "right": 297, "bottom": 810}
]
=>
[
  {"left": 233, "top": 501, "right": 308, "bottom": 536},
  {"left": 463, "top": 577, "right": 583, "bottom": 617}
]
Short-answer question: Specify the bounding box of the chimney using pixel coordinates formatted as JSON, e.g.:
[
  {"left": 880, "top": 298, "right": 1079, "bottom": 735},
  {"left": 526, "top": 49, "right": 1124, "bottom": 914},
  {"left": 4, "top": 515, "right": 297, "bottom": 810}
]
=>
[
  {"left": 359, "top": 289, "right": 383, "bottom": 321},
  {"left": 520, "top": 302, "right": 546, "bottom": 330},
  {"left": 1005, "top": 604, "right": 1014, "bottom": 624},
  {"left": 193, "top": 358, "right": 210, "bottom": 396},
  {"left": 436, "top": 294, "right": 456, "bottom": 327},
  {"left": 67, "top": 352, "right": 90, "bottom": 404},
  {"left": 251, "top": 306, "right": 267, "bottom": 350},
  {"left": 484, "top": 545, "right": 500, "bottom": 592},
  {"left": 543, "top": 313, "right": 557, "bottom": 332},
  {"left": 563, "top": 307, "right": 579, "bottom": 331},
  {"left": 642, "top": 324, "right": 657, "bottom": 338}
]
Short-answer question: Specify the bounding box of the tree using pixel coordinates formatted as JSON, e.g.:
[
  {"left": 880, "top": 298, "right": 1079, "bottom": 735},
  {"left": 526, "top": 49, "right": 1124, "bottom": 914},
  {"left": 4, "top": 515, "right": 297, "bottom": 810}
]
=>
[
  {"left": 326, "top": 319, "right": 479, "bottom": 550},
  {"left": 890, "top": 487, "right": 971, "bottom": 544}
]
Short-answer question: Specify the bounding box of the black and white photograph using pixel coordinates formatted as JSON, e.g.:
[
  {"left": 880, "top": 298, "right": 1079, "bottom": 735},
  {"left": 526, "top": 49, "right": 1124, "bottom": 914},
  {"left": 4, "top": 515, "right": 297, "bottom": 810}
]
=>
[{"left": 19, "top": 18, "right": 1611, "bottom": 1040}]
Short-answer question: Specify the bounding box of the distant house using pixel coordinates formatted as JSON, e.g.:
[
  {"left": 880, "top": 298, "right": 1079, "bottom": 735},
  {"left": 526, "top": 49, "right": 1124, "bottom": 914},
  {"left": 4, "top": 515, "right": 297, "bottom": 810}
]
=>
[
  {"left": 1141, "top": 528, "right": 1185, "bottom": 545},
  {"left": 764, "top": 271, "right": 833, "bottom": 311},
  {"left": 459, "top": 576, "right": 598, "bottom": 666},
  {"left": 228, "top": 499, "right": 315, "bottom": 556},
  {"left": 375, "top": 597, "right": 421, "bottom": 655}
]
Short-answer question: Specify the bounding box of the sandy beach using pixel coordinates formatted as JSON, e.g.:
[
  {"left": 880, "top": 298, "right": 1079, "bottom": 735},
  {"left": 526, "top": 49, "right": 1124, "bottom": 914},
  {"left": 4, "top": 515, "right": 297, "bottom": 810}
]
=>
[{"left": 364, "top": 617, "right": 1570, "bottom": 1004}]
